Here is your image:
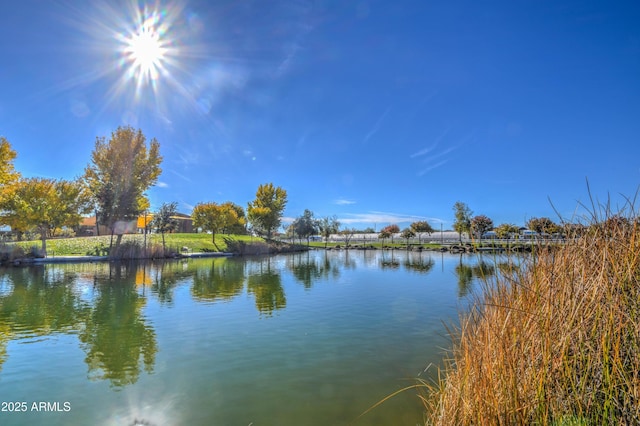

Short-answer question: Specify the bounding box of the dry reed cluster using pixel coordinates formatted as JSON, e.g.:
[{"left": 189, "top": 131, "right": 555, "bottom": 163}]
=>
[{"left": 426, "top": 213, "right": 640, "bottom": 425}]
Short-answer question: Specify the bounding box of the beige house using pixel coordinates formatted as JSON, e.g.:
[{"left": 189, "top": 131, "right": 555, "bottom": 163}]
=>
[{"left": 79, "top": 213, "right": 194, "bottom": 236}]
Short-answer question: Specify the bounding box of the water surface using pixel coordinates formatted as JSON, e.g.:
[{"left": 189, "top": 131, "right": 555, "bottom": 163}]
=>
[{"left": 0, "top": 250, "right": 496, "bottom": 425}]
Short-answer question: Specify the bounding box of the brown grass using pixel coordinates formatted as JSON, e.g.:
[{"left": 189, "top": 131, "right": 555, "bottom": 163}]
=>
[{"left": 425, "top": 209, "right": 640, "bottom": 425}]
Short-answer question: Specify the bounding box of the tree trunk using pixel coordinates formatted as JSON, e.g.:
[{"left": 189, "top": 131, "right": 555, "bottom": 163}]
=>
[
  {"left": 115, "top": 233, "right": 123, "bottom": 249},
  {"left": 39, "top": 227, "right": 47, "bottom": 257}
]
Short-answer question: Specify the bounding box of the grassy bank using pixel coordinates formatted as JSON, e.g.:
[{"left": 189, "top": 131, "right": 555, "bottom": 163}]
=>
[
  {"left": 10, "top": 233, "right": 257, "bottom": 256},
  {"left": 425, "top": 214, "right": 640, "bottom": 424}
]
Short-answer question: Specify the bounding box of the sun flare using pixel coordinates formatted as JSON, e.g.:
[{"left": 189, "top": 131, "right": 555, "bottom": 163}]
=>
[{"left": 124, "top": 18, "right": 167, "bottom": 82}]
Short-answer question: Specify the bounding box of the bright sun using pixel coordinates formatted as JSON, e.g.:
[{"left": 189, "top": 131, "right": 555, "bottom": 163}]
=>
[{"left": 124, "top": 16, "right": 167, "bottom": 83}]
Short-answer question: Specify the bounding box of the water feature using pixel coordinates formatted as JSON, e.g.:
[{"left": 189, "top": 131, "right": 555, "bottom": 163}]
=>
[{"left": 0, "top": 250, "right": 503, "bottom": 425}]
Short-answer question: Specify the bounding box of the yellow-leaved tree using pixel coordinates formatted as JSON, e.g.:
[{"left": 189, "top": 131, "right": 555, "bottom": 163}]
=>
[
  {"left": 247, "top": 183, "right": 287, "bottom": 240},
  {"left": 192, "top": 202, "right": 245, "bottom": 249},
  {"left": 0, "top": 137, "right": 20, "bottom": 211},
  {"left": 83, "top": 126, "right": 162, "bottom": 250},
  {"left": 1, "top": 178, "right": 92, "bottom": 255}
]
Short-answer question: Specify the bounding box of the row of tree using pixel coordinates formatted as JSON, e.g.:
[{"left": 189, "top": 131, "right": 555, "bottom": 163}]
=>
[
  {"left": 0, "top": 128, "right": 291, "bottom": 255},
  {"left": 2, "top": 127, "right": 623, "bottom": 257}
]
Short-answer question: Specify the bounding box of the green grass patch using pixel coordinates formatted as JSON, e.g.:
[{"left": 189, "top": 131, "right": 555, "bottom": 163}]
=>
[{"left": 11, "top": 233, "right": 259, "bottom": 256}]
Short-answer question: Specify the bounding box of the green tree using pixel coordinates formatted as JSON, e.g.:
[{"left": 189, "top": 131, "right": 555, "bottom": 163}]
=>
[
  {"left": 151, "top": 202, "right": 179, "bottom": 251},
  {"left": 1, "top": 178, "right": 91, "bottom": 255},
  {"left": 400, "top": 227, "right": 416, "bottom": 248},
  {"left": 83, "top": 126, "right": 162, "bottom": 250},
  {"left": 318, "top": 215, "right": 340, "bottom": 248},
  {"left": 378, "top": 229, "right": 391, "bottom": 247},
  {"left": 221, "top": 202, "right": 247, "bottom": 234},
  {"left": 470, "top": 215, "right": 494, "bottom": 239},
  {"left": 291, "top": 209, "right": 319, "bottom": 245},
  {"left": 410, "top": 220, "right": 434, "bottom": 244},
  {"left": 247, "top": 183, "right": 287, "bottom": 240},
  {"left": 453, "top": 201, "right": 473, "bottom": 242},
  {"left": 494, "top": 223, "right": 520, "bottom": 239},
  {"left": 192, "top": 202, "right": 243, "bottom": 249},
  {"left": 526, "top": 217, "right": 560, "bottom": 235}
]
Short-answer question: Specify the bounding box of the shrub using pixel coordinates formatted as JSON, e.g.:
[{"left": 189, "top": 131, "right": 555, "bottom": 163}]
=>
[
  {"left": 0, "top": 243, "right": 26, "bottom": 264},
  {"left": 425, "top": 210, "right": 640, "bottom": 424}
]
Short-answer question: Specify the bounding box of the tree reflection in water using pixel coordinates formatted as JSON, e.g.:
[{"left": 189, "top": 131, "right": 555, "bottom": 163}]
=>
[
  {"left": 403, "top": 252, "right": 436, "bottom": 273},
  {"left": 246, "top": 257, "right": 286, "bottom": 316},
  {"left": 0, "top": 266, "right": 89, "bottom": 373},
  {"left": 286, "top": 252, "right": 340, "bottom": 289},
  {"left": 78, "top": 263, "right": 157, "bottom": 388},
  {"left": 380, "top": 250, "right": 401, "bottom": 269},
  {"left": 191, "top": 257, "right": 245, "bottom": 302},
  {"left": 454, "top": 255, "right": 497, "bottom": 297}
]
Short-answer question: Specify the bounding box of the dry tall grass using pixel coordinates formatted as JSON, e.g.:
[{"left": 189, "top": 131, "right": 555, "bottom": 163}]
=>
[{"left": 426, "top": 212, "right": 640, "bottom": 425}]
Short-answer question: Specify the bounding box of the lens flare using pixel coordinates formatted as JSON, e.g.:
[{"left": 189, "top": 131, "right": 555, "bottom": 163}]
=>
[{"left": 120, "top": 8, "right": 171, "bottom": 91}]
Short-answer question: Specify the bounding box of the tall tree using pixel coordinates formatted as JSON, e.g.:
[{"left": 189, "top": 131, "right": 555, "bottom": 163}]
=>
[
  {"left": 0, "top": 136, "right": 20, "bottom": 188},
  {"left": 247, "top": 183, "right": 287, "bottom": 240},
  {"left": 470, "top": 215, "right": 494, "bottom": 239},
  {"left": 151, "top": 202, "right": 179, "bottom": 251},
  {"left": 318, "top": 215, "right": 340, "bottom": 248},
  {"left": 453, "top": 201, "right": 473, "bottom": 242},
  {"left": 0, "top": 178, "right": 91, "bottom": 255},
  {"left": 291, "top": 209, "right": 319, "bottom": 245},
  {"left": 410, "top": 221, "right": 434, "bottom": 245},
  {"left": 83, "top": 126, "right": 162, "bottom": 250},
  {"left": 221, "top": 202, "right": 247, "bottom": 234}
]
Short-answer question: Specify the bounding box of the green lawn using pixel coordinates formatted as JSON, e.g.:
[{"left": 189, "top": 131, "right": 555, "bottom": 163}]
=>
[{"left": 12, "top": 233, "right": 259, "bottom": 256}]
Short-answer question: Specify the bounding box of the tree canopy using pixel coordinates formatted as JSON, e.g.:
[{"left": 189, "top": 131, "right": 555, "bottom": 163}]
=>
[
  {"left": 453, "top": 201, "right": 473, "bottom": 242},
  {"left": 83, "top": 126, "right": 162, "bottom": 247},
  {"left": 318, "top": 215, "right": 340, "bottom": 248},
  {"left": 192, "top": 202, "right": 244, "bottom": 248},
  {"left": 247, "top": 183, "right": 287, "bottom": 240},
  {"left": 526, "top": 217, "right": 560, "bottom": 235},
  {"left": 411, "top": 220, "right": 434, "bottom": 244},
  {"left": 0, "top": 178, "right": 91, "bottom": 254},
  {"left": 495, "top": 223, "right": 520, "bottom": 239},
  {"left": 290, "top": 209, "right": 318, "bottom": 244},
  {"left": 470, "top": 215, "right": 494, "bottom": 239},
  {"left": 0, "top": 136, "right": 19, "bottom": 188},
  {"left": 400, "top": 227, "right": 416, "bottom": 246},
  {"left": 152, "top": 202, "right": 179, "bottom": 250}
]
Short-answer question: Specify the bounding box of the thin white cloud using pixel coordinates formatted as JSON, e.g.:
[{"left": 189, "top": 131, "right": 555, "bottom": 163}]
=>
[
  {"left": 363, "top": 106, "right": 391, "bottom": 144},
  {"left": 281, "top": 216, "right": 295, "bottom": 225},
  {"left": 417, "top": 159, "right": 449, "bottom": 176},
  {"left": 156, "top": 181, "right": 169, "bottom": 188},
  {"left": 410, "top": 127, "right": 450, "bottom": 158},
  {"left": 169, "top": 169, "right": 192, "bottom": 183},
  {"left": 338, "top": 211, "right": 442, "bottom": 225},
  {"left": 334, "top": 198, "right": 356, "bottom": 205}
]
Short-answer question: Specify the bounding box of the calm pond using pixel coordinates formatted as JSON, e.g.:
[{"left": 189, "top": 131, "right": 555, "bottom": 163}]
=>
[{"left": 0, "top": 250, "right": 501, "bottom": 425}]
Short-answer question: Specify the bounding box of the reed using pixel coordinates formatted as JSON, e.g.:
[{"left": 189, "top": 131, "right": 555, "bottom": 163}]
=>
[
  {"left": 108, "top": 241, "right": 178, "bottom": 260},
  {"left": 425, "top": 208, "right": 640, "bottom": 424}
]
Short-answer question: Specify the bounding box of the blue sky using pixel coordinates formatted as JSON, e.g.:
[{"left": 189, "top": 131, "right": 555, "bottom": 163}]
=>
[{"left": 1, "top": 0, "right": 639, "bottom": 230}]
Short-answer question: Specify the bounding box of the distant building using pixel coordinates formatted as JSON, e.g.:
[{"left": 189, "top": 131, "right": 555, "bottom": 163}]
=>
[{"left": 79, "top": 213, "right": 194, "bottom": 236}]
